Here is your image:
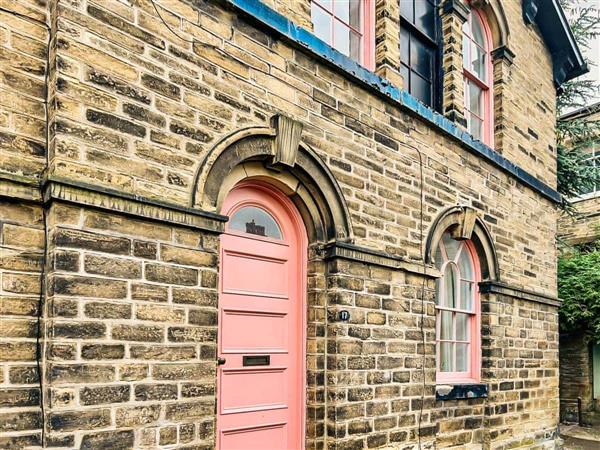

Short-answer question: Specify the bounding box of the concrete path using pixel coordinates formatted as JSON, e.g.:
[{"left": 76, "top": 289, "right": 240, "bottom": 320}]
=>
[{"left": 561, "top": 424, "right": 600, "bottom": 450}]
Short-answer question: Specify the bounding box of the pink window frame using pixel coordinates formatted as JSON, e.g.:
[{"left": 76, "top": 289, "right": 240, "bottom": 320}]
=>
[
  {"left": 311, "top": 0, "right": 376, "bottom": 71},
  {"left": 463, "top": 8, "right": 494, "bottom": 147},
  {"left": 435, "top": 239, "right": 481, "bottom": 384}
]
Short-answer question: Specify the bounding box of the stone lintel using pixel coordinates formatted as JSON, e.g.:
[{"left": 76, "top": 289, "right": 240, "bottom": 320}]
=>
[
  {"left": 0, "top": 174, "right": 43, "bottom": 202},
  {"left": 44, "top": 178, "right": 227, "bottom": 233},
  {"left": 479, "top": 280, "right": 560, "bottom": 306},
  {"left": 322, "top": 241, "right": 440, "bottom": 278}
]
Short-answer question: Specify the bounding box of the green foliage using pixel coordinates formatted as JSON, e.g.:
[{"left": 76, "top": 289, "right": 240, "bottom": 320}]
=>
[
  {"left": 558, "top": 243, "right": 600, "bottom": 342},
  {"left": 556, "top": 0, "right": 600, "bottom": 211}
]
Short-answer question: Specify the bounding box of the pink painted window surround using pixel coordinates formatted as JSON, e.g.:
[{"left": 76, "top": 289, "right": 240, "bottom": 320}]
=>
[
  {"left": 462, "top": 8, "right": 494, "bottom": 146},
  {"left": 435, "top": 233, "right": 481, "bottom": 384},
  {"left": 310, "top": 0, "right": 375, "bottom": 71}
]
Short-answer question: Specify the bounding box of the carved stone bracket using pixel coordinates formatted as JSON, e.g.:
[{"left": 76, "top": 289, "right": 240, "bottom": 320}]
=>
[
  {"left": 270, "top": 114, "right": 303, "bottom": 168},
  {"left": 450, "top": 207, "right": 478, "bottom": 240},
  {"left": 491, "top": 45, "right": 515, "bottom": 66},
  {"left": 442, "top": 0, "right": 470, "bottom": 23}
]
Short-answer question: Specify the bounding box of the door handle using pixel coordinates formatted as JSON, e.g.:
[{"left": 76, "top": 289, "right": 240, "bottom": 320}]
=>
[{"left": 217, "top": 357, "right": 226, "bottom": 365}]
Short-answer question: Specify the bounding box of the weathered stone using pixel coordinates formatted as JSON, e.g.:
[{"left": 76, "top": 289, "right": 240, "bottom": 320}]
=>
[
  {"left": 84, "top": 301, "right": 132, "bottom": 319},
  {"left": 80, "top": 385, "right": 130, "bottom": 405},
  {"left": 131, "top": 282, "right": 168, "bottom": 302},
  {"left": 160, "top": 244, "right": 217, "bottom": 267},
  {"left": 81, "top": 344, "right": 125, "bottom": 360},
  {"left": 172, "top": 287, "right": 217, "bottom": 306},
  {"left": 52, "top": 322, "right": 106, "bottom": 339},
  {"left": 111, "top": 324, "right": 164, "bottom": 342},
  {"left": 141, "top": 73, "right": 180, "bottom": 100},
  {"left": 49, "top": 364, "right": 115, "bottom": 384},
  {"left": 134, "top": 384, "right": 178, "bottom": 401},
  {"left": 86, "top": 109, "right": 146, "bottom": 137},
  {"left": 80, "top": 430, "right": 135, "bottom": 450},
  {"left": 152, "top": 363, "right": 214, "bottom": 380},
  {"left": 130, "top": 345, "right": 195, "bottom": 360},
  {"left": 49, "top": 409, "right": 111, "bottom": 432},
  {"left": 53, "top": 274, "right": 127, "bottom": 299},
  {"left": 84, "top": 254, "right": 142, "bottom": 278},
  {"left": 54, "top": 229, "right": 131, "bottom": 255},
  {"left": 145, "top": 263, "right": 198, "bottom": 286}
]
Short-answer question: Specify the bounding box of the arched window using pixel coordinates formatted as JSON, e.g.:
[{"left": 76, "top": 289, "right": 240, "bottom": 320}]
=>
[
  {"left": 462, "top": 9, "right": 493, "bottom": 146},
  {"left": 435, "top": 232, "right": 481, "bottom": 383},
  {"left": 229, "top": 205, "right": 283, "bottom": 239}
]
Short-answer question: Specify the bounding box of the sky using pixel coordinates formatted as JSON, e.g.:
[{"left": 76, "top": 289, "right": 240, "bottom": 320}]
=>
[{"left": 568, "top": 0, "right": 600, "bottom": 105}]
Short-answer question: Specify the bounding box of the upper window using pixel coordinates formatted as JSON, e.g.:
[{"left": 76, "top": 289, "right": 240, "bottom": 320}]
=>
[
  {"left": 462, "top": 9, "right": 493, "bottom": 145},
  {"left": 229, "top": 206, "right": 283, "bottom": 239},
  {"left": 577, "top": 144, "right": 600, "bottom": 198},
  {"left": 311, "top": 0, "right": 375, "bottom": 70},
  {"left": 399, "top": 0, "right": 441, "bottom": 109},
  {"left": 435, "top": 233, "right": 480, "bottom": 383}
]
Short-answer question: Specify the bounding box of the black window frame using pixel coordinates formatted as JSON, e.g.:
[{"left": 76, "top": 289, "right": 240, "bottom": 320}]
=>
[{"left": 399, "top": 0, "right": 443, "bottom": 112}]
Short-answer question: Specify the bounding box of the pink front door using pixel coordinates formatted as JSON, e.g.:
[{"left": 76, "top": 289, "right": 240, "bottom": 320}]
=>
[{"left": 217, "top": 182, "right": 306, "bottom": 450}]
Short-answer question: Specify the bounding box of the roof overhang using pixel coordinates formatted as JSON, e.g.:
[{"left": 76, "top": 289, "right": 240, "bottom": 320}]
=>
[{"left": 523, "top": 0, "right": 588, "bottom": 87}]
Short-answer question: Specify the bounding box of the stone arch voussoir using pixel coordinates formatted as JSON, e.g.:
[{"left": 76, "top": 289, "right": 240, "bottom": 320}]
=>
[{"left": 190, "top": 117, "right": 353, "bottom": 244}]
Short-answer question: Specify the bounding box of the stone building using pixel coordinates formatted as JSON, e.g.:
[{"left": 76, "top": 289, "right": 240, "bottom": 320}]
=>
[
  {"left": 0, "top": 0, "right": 587, "bottom": 449},
  {"left": 558, "top": 102, "right": 600, "bottom": 425}
]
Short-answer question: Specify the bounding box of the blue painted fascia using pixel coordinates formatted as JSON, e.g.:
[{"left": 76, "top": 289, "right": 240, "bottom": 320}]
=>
[{"left": 225, "top": 0, "right": 561, "bottom": 204}]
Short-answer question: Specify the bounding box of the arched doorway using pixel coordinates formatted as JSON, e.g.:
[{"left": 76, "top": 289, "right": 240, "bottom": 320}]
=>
[{"left": 216, "top": 181, "right": 307, "bottom": 450}]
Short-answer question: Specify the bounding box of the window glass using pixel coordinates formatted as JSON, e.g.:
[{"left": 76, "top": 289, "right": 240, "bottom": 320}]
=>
[
  {"left": 471, "top": 42, "right": 486, "bottom": 80},
  {"left": 412, "top": 73, "right": 432, "bottom": 106},
  {"left": 350, "top": 0, "right": 362, "bottom": 29},
  {"left": 399, "top": 0, "right": 439, "bottom": 109},
  {"left": 440, "top": 342, "right": 453, "bottom": 372},
  {"left": 468, "top": 82, "right": 483, "bottom": 117},
  {"left": 440, "top": 311, "right": 453, "bottom": 340},
  {"left": 411, "top": 38, "right": 432, "bottom": 76},
  {"left": 456, "top": 313, "right": 469, "bottom": 340},
  {"left": 311, "top": 0, "right": 364, "bottom": 64},
  {"left": 578, "top": 145, "right": 599, "bottom": 196},
  {"left": 443, "top": 264, "right": 457, "bottom": 308},
  {"left": 400, "top": 27, "right": 410, "bottom": 61},
  {"left": 460, "top": 281, "right": 474, "bottom": 310},
  {"left": 442, "top": 233, "right": 460, "bottom": 260},
  {"left": 471, "top": 13, "right": 485, "bottom": 47},
  {"left": 312, "top": 3, "right": 332, "bottom": 44},
  {"left": 334, "top": 20, "right": 350, "bottom": 56},
  {"left": 400, "top": 0, "right": 413, "bottom": 21},
  {"left": 415, "top": 0, "right": 436, "bottom": 39},
  {"left": 229, "top": 206, "right": 282, "bottom": 239},
  {"left": 434, "top": 232, "right": 479, "bottom": 380},
  {"left": 456, "top": 344, "right": 469, "bottom": 371},
  {"left": 463, "top": 9, "right": 492, "bottom": 144},
  {"left": 457, "top": 247, "right": 474, "bottom": 280},
  {"left": 334, "top": 0, "right": 350, "bottom": 22}
]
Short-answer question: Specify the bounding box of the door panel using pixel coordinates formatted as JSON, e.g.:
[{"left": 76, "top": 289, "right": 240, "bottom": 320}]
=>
[
  {"left": 217, "top": 183, "right": 305, "bottom": 450},
  {"left": 221, "top": 310, "right": 288, "bottom": 352},
  {"left": 220, "top": 423, "right": 287, "bottom": 450}
]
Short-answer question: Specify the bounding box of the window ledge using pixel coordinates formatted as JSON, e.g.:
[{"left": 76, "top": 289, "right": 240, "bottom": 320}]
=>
[
  {"left": 569, "top": 191, "right": 600, "bottom": 203},
  {"left": 436, "top": 383, "right": 488, "bottom": 401}
]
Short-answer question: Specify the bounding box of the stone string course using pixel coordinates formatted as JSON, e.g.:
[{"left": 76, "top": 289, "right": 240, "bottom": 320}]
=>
[{"left": 0, "top": 0, "right": 561, "bottom": 449}]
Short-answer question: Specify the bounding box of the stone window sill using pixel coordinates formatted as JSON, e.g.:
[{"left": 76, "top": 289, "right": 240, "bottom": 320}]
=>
[{"left": 436, "top": 383, "right": 488, "bottom": 401}]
